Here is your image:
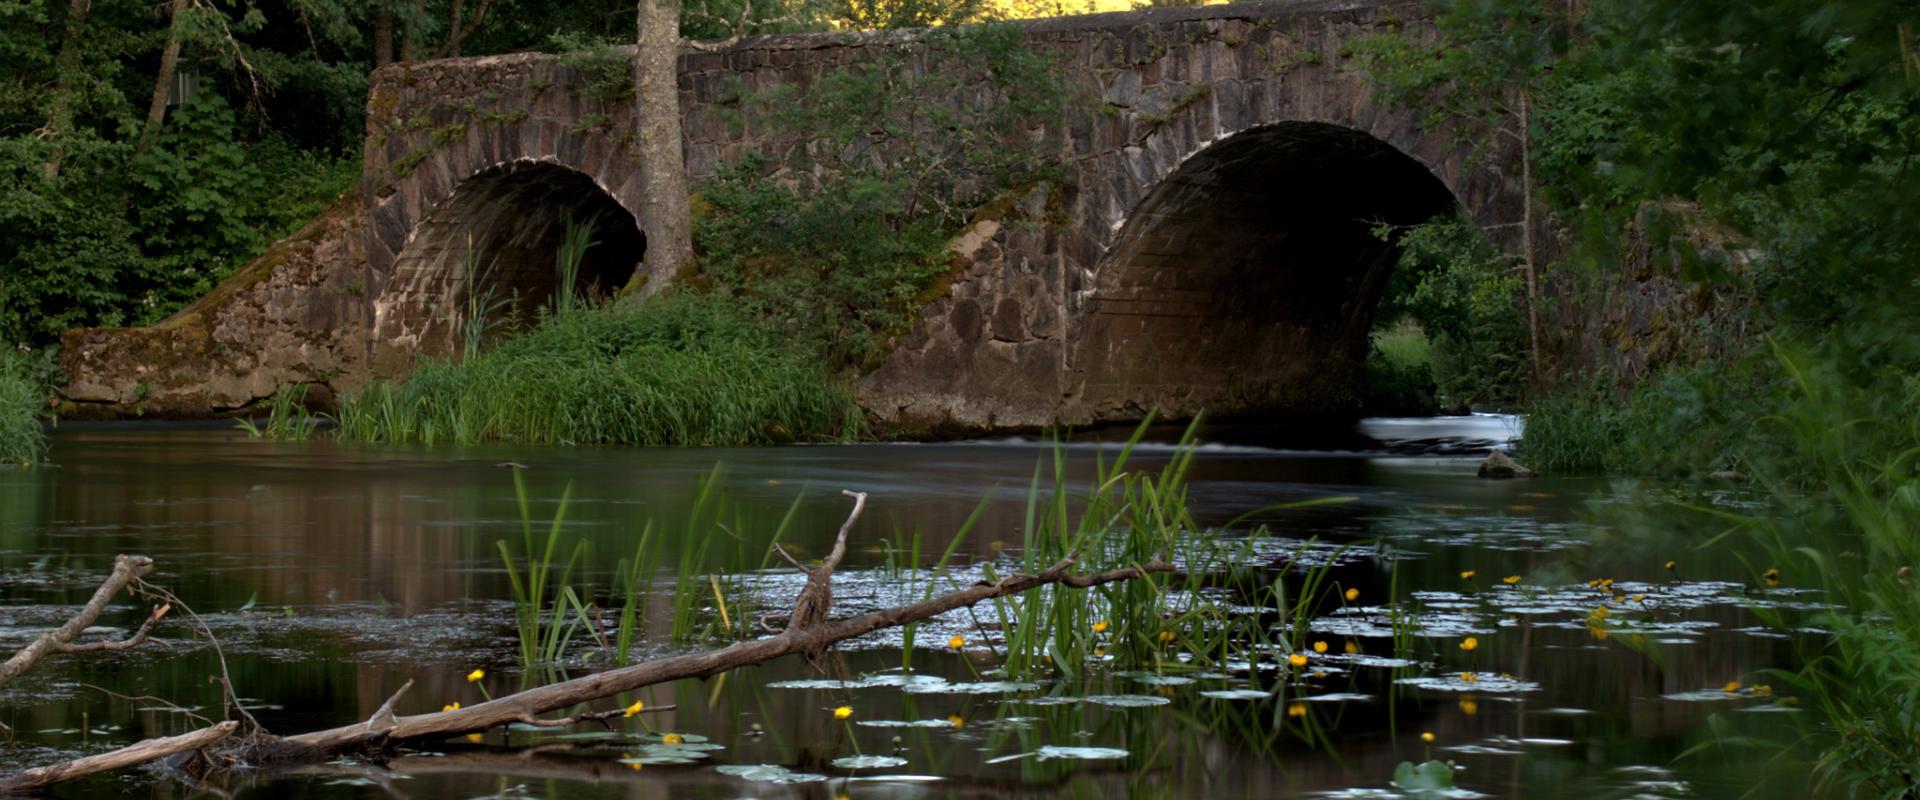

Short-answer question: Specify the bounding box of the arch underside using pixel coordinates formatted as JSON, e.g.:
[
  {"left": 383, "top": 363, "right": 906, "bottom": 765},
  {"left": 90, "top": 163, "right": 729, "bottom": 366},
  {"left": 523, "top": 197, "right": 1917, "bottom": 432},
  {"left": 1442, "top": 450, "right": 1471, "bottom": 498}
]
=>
[
  {"left": 1070, "top": 121, "right": 1457, "bottom": 422},
  {"left": 370, "top": 161, "right": 644, "bottom": 374}
]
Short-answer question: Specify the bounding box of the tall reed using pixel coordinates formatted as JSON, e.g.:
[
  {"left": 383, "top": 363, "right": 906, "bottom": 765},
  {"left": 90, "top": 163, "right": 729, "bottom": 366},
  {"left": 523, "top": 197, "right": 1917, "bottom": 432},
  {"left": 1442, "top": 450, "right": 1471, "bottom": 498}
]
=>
[{"left": 499, "top": 468, "right": 591, "bottom": 686}]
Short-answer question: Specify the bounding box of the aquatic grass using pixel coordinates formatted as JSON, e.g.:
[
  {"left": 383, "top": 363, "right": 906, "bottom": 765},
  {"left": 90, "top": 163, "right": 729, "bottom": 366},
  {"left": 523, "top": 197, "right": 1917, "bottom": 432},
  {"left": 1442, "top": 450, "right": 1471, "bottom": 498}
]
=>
[
  {"left": 235, "top": 383, "right": 320, "bottom": 441},
  {"left": 337, "top": 294, "right": 861, "bottom": 447},
  {"left": 1672, "top": 347, "right": 1920, "bottom": 795},
  {"left": 0, "top": 352, "right": 45, "bottom": 465},
  {"left": 498, "top": 468, "right": 591, "bottom": 686},
  {"left": 979, "top": 415, "right": 1356, "bottom": 680}
]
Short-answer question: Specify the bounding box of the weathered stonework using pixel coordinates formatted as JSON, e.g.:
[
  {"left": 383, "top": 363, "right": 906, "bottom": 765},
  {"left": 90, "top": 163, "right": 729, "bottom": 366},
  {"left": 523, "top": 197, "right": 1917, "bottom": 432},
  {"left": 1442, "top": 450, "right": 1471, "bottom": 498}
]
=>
[
  {"left": 61, "top": 0, "right": 1525, "bottom": 431},
  {"left": 59, "top": 197, "right": 370, "bottom": 417}
]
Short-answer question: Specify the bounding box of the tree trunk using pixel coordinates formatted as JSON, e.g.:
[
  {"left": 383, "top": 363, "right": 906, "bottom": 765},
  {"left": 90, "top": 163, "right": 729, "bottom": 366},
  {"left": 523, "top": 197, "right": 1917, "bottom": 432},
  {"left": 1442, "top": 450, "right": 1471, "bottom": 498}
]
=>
[
  {"left": 444, "top": 0, "right": 464, "bottom": 57},
  {"left": 41, "top": 0, "right": 93, "bottom": 179},
  {"left": 136, "top": 0, "right": 193, "bottom": 154},
  {"left": 626, "top": 0, "right": 693, "bottom": 297},
  {"left": 373, "top": 7, "right": 394, "bottom": 68},
  {"left": 399, "top": 0, "right": 422, "bottom": 62},
  {"left": 1518, "top": 88, "right": 1545, "bottom": 387}
]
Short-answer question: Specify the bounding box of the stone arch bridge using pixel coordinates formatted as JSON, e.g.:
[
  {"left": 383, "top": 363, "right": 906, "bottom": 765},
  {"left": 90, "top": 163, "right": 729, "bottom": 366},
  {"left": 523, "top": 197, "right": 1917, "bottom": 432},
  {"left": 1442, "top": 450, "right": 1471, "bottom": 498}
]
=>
[{"left": 59, "top": 0, "right": 1522, "bottom": 433}]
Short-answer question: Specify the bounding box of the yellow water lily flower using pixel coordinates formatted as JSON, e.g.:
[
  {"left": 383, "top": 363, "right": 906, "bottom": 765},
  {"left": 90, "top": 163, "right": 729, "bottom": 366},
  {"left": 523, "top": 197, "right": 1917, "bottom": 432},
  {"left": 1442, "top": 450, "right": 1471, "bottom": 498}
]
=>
[
  {"left": 1459, "top": 697, "right": 1478, "bottom": 716},
  {"left": 1459, "top": 672, "right": 1479, "bottom": 683},
  {"left": 1459, "top": 637, "right": 1478, "bottom": 652},
  {"left": 1665, "top": 560, "right": 1677, "bottom": 571},
  {"left": 1723, "top": 681, "right": 1742, "bottom": 693},
  {"left": 465, "top": 733, "right": 484, "bottom": 743},
  {"left": 662, "top": 733, "right": 684, "bottom": 745},
  {"left": 1288, "top": 653, "right": 1309, "bottom": 668},
  {"left": 1091, "top": 620, "right": 1110, "bottom": 634},
  {"left": 948, "top": 715, "right": 964, "bottom": 729},
  {"left": 1157, "top": 630, "right": 1175, "bottom": 643},
  {"left": 1344, "top": 641, "right": 1360, "bottom": 654},
  {"left": 466, "top": 669, "right": 485, "bottom": 683},
  {"left": 1502, "top": 575, "right": 1521, "bottom": 585},
  {"left": 1344, "top": 588, "right": 1359, "bottom": 601},
  {"left": 624, "top": 699, "right": 645, "bottom": 718},
  {"left": 834, "top": 706, "right": 853, "bottom": 720},
  {"left": 1752, "top": 684, "right": 1773, "bottom": 696},
  {"left": 1420, "top": 731, "right": 1435, "bottom": 743},
  {"left": 948, "top": 635, "right": 965, "bottom": 650},
  {"left": 1313, "top": 641, "right": 1328, "bottom": 654},
  {"left": 1459, "top": 570, "right": 1476, "bottom": 580},
  {"left": 1763, "top": 567, "right": 1781, "bottom": 588},
  {"left": 1287, "top": 703, "right": 1307, "bottom": 718},
  {"left": 441, "top": 701, "right": 460, "bottom": 712}
]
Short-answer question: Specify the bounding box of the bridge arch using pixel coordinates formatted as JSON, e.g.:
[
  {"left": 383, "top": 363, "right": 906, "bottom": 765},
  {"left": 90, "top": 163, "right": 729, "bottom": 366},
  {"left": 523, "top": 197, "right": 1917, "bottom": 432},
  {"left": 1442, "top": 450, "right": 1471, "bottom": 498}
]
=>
[
  {"left": 1064, "top": 120, "right": 1460, "bottom": 422},
  {"left": 369, "top": 159, "right": 645, "bottom": 374}
]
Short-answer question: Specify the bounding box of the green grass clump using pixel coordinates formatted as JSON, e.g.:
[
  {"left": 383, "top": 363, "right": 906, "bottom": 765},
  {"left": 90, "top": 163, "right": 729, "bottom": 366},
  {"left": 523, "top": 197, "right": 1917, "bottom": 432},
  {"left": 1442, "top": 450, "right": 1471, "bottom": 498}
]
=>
[
  {"left": 336, "top": 294, "right": 861, "bottom": 446},
  {"left": 0, "top": 353, "right": 46, "bottom": 465}
]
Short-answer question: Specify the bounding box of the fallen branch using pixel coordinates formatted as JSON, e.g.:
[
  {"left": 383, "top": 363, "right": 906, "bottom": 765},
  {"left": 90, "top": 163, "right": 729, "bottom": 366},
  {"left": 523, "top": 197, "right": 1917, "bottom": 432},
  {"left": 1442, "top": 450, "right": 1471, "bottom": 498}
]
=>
[
  {"left": 5, "top": 494, "right": 1177, "bottom": 786},
  {"left": 0, "top": 554, "right": 165, "bottom": 686},
  {"left": 0, "top": 721, "right": 236, "bottom": 793},
  {"left": 271, "top": 555, "right": 1172, "bottom": 756}
]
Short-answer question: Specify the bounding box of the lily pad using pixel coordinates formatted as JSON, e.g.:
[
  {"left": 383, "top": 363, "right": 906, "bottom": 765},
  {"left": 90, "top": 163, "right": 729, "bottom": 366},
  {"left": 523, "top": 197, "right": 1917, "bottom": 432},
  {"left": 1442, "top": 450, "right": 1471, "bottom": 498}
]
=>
[
  {"left": 715, "top": 764, "right": 829, "bottom": 784},
  {"left": 901, "top": 679, "right": 1039, "bottom": 695},
  {"left": 832, "top": 755, "right": 909, "bottom": 769},
  {"left": 1037, "top": 746, "right": 1129, "bottom": 760},
  {"left": 1392, "top": 760, "right": 1455, "bottom": 796},
  {"left": 1198, "top": 689, "right": 1273, "bottom": 700},
  {"left": 1084, "top": 694, "right": 1172, "bottom": 708}
]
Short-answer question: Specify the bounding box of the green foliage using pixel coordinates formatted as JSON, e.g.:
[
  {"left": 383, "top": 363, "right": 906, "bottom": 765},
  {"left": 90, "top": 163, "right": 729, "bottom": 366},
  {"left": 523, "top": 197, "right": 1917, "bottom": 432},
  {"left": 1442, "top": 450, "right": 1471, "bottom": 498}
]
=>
[
  {"left": 1374, "top": 215, "right": 1529, "bottom": 405},
  {"left": 0, "top": 350, "right": 46, "bottom": 465},
  {"left": 1664, "top": 349, "right": 1920, "bottom": 795},
  {"left": 499, "top": 469, "right": 592, "bottom": 686},
  {"left": 233, "top": 383, "right": 321, "bottom": 441},
  {"left": 695, "top": 23, "right": 1067, "bottom": 369},
  {"left": 335, "top": 293, "right": 862, "bottom": 446},
  {"left": 1363, "top": 321, "right": 1437, "bottom": 416},
  {"left": 1392, "top": 760, "right": 1457, "bottom": 796}
]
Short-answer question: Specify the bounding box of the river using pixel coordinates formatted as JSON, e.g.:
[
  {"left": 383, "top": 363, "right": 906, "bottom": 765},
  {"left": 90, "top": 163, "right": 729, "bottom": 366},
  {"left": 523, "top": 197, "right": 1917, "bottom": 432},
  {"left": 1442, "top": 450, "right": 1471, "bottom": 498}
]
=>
[{"left": 0, "top": 416, "right": 1816, "bottom": 798}]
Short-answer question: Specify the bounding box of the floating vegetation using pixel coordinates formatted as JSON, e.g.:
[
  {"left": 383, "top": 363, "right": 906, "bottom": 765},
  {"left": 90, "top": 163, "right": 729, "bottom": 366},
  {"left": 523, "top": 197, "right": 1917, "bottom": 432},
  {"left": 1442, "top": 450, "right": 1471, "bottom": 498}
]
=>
[
  {"left": 832, "top": 755, "right": 909, "bottom": 769},
  {"left": 715, "top": 764, "right": 828, "bottom": 784},
  {"left": 1198, "top": 689, "right": 1273, "bottom": 700}
]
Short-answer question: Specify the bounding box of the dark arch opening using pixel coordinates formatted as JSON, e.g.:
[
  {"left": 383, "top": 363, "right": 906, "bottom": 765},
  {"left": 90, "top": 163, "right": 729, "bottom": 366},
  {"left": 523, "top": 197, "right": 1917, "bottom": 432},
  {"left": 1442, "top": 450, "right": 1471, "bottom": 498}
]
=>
[
  {"left": 377, "top": 161, "right": 645, "bottom": 363},
  {"left": 1074, "top": 121, "right": 1457, "bottom": 423},
  {"left": 453, "top": 163, "right": 646, "bottom": 325}
]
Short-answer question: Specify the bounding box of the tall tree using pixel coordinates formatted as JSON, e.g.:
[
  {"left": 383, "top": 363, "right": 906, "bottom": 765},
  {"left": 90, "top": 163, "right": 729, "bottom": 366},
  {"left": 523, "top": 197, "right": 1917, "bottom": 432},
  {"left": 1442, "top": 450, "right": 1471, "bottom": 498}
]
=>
[
  {"left": 627, "top": 0, "right": 692, "bottom": 295},
  {"left": 40, "top": 0, "right": 93, "bottom": 178},
  {"left": 137, "top": 0, "right": 195, "bottom": 153}
]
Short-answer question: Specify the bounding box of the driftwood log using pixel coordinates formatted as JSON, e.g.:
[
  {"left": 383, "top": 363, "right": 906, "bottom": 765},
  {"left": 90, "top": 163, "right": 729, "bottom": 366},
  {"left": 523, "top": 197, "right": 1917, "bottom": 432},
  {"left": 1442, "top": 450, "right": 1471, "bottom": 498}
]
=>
[
  {"left": 0, "top": 554, "right": 169, "bottom": 686},
  {"left": 0, "top": 722, "right": 236, "bottom": 792},
  {"left": 3, "top": 493, "right": 1176, "bottom": 790}
]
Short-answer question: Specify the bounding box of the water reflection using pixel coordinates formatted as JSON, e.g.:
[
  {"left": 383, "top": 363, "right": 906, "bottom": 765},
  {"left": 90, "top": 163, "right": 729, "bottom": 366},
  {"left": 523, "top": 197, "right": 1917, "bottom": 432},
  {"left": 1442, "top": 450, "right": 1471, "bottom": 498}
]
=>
[{"left": 0, "top": 423, "right": 1816, "bottom": 797}]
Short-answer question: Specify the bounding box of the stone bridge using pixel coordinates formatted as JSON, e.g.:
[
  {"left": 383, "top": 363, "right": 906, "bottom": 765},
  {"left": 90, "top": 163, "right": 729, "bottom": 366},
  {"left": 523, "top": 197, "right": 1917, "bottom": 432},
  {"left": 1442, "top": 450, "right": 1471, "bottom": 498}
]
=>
[{"left": 59, "top": 0, "right": 1522, "bottom": 432}]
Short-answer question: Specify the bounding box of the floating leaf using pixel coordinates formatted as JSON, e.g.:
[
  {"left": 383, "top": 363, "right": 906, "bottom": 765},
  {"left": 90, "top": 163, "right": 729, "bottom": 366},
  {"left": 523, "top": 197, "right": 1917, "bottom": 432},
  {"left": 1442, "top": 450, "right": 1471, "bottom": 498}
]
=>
[
  {"left": 1391, "top": 760, "right": 1455, "bottom": 796},
  {"left": 1084, "top": 694, "right": 1171, "bottom": 708},
  {"left": 832, "top": 755, "right": 909, "bottom": 769},
  {"left": 1198, "top": 689, "right": 1272, "bottom": 700},
  {"left": 900, "top": 679, "right": 1039, "bottom": 695},
  {"left": 715, "top": 764, "right": 829, "bottom": 784},
  {"left": 1037, "top": 746, "right": 1128, "bottom": 760}
]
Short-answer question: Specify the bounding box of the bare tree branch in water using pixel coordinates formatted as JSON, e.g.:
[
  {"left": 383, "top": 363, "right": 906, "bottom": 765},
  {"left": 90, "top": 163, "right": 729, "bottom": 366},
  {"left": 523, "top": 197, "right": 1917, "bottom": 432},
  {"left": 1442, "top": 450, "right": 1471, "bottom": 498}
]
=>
[
  {"left": 1, "top": 493, "right": 1176, "bottom": 788},
  {"left": 0, "top": 554, "right": 170, "bottom": 686},
  {"left": 0, "top": 722, "right": 237, "bottom": 792}
]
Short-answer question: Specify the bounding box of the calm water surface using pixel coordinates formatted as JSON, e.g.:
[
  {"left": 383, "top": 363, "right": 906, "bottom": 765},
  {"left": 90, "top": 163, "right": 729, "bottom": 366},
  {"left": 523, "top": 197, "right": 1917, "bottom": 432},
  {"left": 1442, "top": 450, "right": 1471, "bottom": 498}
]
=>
[{"left": 0, "top": 417, "right": 1816, "bottom": 798}]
